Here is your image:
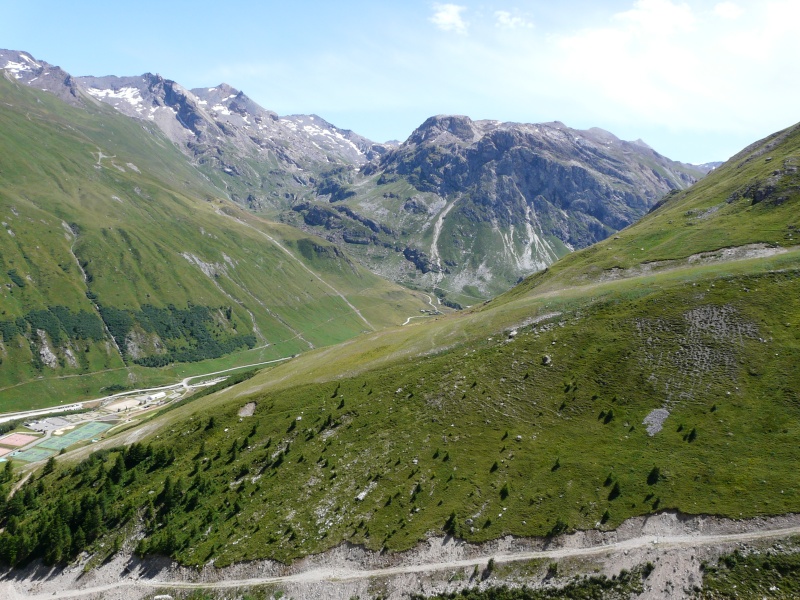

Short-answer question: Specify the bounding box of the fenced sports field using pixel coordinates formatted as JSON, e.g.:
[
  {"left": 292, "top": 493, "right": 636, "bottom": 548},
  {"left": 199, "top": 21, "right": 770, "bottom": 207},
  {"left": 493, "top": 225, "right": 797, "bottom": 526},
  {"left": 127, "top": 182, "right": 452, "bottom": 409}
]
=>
[
  {"left": 13, "top": 447, "right": 56, "bottom": 463},
  {"left": 0, "top": 433, "right": 40, "bottom": 447},
  {"left": 36, "top": 422, "right": 113, "bottom": 451}
]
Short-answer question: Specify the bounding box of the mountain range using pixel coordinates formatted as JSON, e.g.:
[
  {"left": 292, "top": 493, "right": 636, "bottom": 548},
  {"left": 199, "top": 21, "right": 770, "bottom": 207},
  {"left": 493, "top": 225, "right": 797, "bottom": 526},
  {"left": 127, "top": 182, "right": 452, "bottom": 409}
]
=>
[
  {"left": 3, "top": 49, "right": 709, "bottom": 306},
  {"left": 0, "top": 47, "right": 715, "bottom": 399},
  {"left": 1, "top": 47, "right": 799, "bottom": 600}
]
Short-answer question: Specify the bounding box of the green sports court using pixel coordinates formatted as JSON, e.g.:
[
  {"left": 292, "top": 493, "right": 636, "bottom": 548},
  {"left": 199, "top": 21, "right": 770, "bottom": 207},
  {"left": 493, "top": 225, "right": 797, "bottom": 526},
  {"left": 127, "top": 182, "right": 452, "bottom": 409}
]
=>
[
  {"left": 12, "top": 447, "right": 56, "bottom": 463},
  {"left": 36, "top": 422, "right": 113, "bottom": 451}
]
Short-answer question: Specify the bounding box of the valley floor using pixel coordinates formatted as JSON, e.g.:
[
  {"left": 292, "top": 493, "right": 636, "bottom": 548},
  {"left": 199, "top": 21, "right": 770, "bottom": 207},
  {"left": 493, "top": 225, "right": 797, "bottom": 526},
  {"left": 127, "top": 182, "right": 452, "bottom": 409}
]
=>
[{"left": 2, "top": 511, "right": 799, "bottom": 600}]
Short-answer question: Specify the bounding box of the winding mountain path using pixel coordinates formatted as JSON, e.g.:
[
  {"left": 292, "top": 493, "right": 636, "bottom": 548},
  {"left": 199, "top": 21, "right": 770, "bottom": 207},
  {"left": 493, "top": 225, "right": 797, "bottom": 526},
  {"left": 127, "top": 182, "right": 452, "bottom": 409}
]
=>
[
  {"left": 402, "top": 294, "right": 439, "bottom": 326},
  {"left": 220, "top": 210, "right": 375, "bottom": 331}
]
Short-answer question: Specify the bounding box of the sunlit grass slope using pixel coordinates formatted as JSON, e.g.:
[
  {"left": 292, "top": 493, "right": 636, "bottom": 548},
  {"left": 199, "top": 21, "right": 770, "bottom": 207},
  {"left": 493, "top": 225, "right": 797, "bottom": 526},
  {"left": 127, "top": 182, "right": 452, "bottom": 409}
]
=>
[
  {"left": 4, "top": 233, "right": 797, "bottom": 568},
  {"left": 0, "top": 76, "right": 427, "bottom": 409}
]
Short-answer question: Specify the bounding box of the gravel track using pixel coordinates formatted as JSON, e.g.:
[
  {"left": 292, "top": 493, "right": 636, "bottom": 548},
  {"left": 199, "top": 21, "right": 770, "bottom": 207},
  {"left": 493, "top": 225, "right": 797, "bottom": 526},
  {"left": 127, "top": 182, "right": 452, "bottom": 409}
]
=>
[{"left": 3, "top": 512, "right": 800, "bottom": 600}]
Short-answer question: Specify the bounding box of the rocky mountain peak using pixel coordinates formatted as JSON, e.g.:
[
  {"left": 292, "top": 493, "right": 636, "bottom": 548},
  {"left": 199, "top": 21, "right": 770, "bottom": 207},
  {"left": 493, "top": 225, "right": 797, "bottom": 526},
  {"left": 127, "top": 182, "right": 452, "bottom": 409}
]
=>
[
  {"left": 334, "top": 113, "right": 709, "bottom": 301},
  {"left": 407, "top": 114, "right": 480, "bottom": 146},
  {"left": 0, "top": 49, "right": 83, "bottom": 106},
  {"left": 584, "top": 127, "right": 622, "bottom": 145},
  {"left": 191, "top": 83, "right": 239, "bottom": 103},
  {"left": 216, "top": 82, "right": 238, "bottom": 95}
]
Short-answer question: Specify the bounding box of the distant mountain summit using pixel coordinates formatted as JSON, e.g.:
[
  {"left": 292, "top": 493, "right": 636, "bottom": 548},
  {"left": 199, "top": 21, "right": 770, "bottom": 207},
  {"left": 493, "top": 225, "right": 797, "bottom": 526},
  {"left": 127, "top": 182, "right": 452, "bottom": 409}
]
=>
[
  {"left": 72, "top": 73, "right": 394, "bottom": 210},
  {"left": 289, "top": 115, "right": 706, "bottom": 302},
  {"left": 0, "top": 49, "right": 82, "bottom": 105},
  {"left": 76, "top": 73, "right": 388, "bottom": 165}
]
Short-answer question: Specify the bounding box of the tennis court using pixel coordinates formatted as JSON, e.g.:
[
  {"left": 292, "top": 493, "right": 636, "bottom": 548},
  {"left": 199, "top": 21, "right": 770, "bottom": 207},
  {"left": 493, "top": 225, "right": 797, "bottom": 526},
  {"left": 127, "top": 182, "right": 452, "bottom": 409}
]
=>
[
  {"left": 0, "top": 446, "right": 11, "bottom": 458},
  {"left": 13, "top": 447, "right": 56, "bottom": 463},
  {"left": 0, "top": 433, "right": 40, "bottom": 447},
  {"left": 37, "top": 422, "right": 113, "bottom": 451}
]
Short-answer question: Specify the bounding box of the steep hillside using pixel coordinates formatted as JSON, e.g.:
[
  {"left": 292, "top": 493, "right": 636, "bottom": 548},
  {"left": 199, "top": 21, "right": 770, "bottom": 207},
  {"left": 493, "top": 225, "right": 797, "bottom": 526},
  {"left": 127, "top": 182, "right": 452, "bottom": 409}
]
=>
[
  {"left": 499, "top": 120, "right": 800, "bottom": 301},
  {"left": 2, "top": 120, "right": 797, "bottom": 583},
  {"left": 288, "top": 116, "right": 705, "bottom": 304},
  {"left": 0, "top": 72, "right": 427, "bottom": 410}
]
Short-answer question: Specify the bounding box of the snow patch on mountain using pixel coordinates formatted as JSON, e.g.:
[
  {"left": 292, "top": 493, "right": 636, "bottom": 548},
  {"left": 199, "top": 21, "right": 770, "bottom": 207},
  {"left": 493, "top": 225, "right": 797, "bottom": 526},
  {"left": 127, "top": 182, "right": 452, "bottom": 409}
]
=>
[
  {"left": 298, "top": 121, "right": 364, "bottom": 156},
  {"left": 86, "top": 87, "right": 144, "bottom": 107},
  {"left": 211, "top": 104, "right": 232, "bottom": 116},
  {"left": 2, "top": 53, "right": 41, "bottom": 78},
  {"left": 4, "top": 61, "right": 32, "bottom": 78}
]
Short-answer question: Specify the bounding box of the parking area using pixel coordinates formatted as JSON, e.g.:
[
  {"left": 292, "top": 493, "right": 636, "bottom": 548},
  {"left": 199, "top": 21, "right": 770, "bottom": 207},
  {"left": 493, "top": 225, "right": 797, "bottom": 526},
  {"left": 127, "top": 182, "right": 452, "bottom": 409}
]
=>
[{"left": 26, "top": 417, "right": 72, "bottom": 433}]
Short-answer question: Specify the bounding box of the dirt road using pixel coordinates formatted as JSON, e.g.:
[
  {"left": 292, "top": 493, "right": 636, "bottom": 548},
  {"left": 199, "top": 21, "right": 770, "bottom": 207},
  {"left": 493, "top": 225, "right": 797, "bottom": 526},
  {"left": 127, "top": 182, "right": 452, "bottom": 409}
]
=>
[
  {"left": 3, "top": 514, "right": 799, "bottom": 599},
  {"left": 0, "top": 357, "right": 292, "bottom": 427}
]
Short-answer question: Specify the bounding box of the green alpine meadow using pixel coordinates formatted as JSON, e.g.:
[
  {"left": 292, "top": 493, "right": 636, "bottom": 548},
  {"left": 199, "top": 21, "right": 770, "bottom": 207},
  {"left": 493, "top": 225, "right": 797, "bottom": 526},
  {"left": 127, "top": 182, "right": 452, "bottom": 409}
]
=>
[{"left": 1, "top": 41, "right": 800, "bottom": 600}]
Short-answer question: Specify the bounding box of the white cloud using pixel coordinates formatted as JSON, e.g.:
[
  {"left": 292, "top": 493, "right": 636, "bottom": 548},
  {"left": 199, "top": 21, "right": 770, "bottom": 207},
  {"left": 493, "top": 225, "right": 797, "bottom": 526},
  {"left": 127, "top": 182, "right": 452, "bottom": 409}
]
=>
[
  {"left": 211, "top": 1, "right": 800, "bottom": 162},
  {"left": 714, "top": 2, "right": 744, "bottom": 19},
  {"left": 398, "top": 0, "right": 800, "bottom": 161},
  {"left": 613, "top": 0, "right": 696, "bottom": 35},
  {"left": 543, "top": 0, "right": 800, "bottom": 148},
  {"left": 430, "top": 3, "right": 468, "bottom": 34},
  {"left": 494, "top": 11, "right": 532, "bottom": 29}
]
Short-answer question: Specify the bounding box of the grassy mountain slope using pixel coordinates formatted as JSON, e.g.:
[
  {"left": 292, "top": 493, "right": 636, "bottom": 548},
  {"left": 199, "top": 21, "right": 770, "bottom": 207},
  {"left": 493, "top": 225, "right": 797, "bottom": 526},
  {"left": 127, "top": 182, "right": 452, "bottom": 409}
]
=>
[
  {"left": 2, "top": 121, "right": 798, "bottom": 572},
  {"left": 0, "top": 75, "right": 427, "bottom": 410},
  {"left": 3, "top": 240, "right": 797, "bottom": 569}
]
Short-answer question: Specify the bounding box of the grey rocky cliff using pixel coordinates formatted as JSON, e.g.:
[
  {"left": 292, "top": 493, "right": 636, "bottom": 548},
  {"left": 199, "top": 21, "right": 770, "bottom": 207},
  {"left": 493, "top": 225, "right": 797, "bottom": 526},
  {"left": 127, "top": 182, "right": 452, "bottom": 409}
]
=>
[
  {"left": 378, "top": 115, "right": 698, "bottom": 248},
  {"left": 293, "top": 115, "right": 706, "bottom": 302}
]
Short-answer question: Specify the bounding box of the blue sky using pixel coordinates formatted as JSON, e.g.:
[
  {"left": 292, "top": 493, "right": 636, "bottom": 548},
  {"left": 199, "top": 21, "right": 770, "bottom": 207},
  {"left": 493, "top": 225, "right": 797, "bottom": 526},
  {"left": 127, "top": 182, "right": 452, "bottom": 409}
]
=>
[{"left": 2, "top": 0, "right": 798, "bottom": 163}]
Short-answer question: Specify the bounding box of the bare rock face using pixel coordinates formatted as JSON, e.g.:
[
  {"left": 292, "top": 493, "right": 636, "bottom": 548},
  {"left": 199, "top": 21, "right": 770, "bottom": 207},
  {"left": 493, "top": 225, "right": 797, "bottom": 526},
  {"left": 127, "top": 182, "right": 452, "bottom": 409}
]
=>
[
  {"left": 292, "top": 115, "right": 706, "bottom": 300},
  {"left": 63, "top": 346, "right": 79, "bottom": 369},
  {"left": 403, "top": 247, "right": 439, "bottom": 274},
  {"left": 378, "top": 116, "right": 701, "bottom": 250},
  {"left": 36, "top": 330, "right": 58, "bottom": 369}
]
